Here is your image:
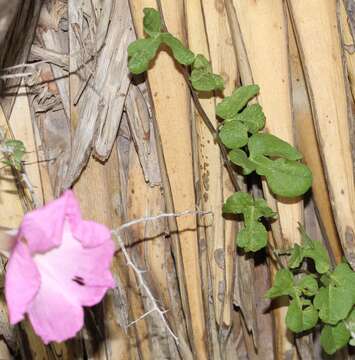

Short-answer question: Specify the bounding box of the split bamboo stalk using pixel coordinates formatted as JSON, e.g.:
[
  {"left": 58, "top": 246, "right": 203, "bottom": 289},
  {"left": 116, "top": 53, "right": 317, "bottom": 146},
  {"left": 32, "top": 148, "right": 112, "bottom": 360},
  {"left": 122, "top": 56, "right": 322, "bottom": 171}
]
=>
[
  {"left": 129, "top": 1, "right": 207, "bottom": 358},
  {"left": 287, "top": 0, "right": 355, "bottom": 268},
  {"left": 184, "top": 0, "right": 225, "bottom": 334},
  {"left": 38, "top": 1, "right": 70, "bottom": 120},
  {"left": 67, "top": 3, "right": 141, "bottom": 357},
  {"left": 125, "top": 82, "right": 191, "bottom": 358},
  {"left": 201, "top": 0, "right": 240, "bottom": 331},
  {"left": 0, "top": 1, "right": 21, "bottom": 51},
  {"left": 65, "top": 0, "right": 134, "bottom": 188},
  {"left": 0, "top": 84, "right": 52, "bottom": 358},
  {"left": 288, "top": 9, "right": 343, "bottom": 264},
  {"left": 125, "top": 140, "right": 170, "bottom": 359},
  {"left": 0, "top": 0, "right": 42, "bottom": 120},
  {"left": 227, "top": 1, "right": 304, "bottom": 358},
  {"left": 339, "top": 0, "right": 355, "bottom": 168},
  {"left": 31, "top": 0, "right": 72, "bottom": 197},
  {"left": 9, "top": 85, "right": 43, "bottom": 208},
  {"left": 71, "top": 94, "right": 134, "bottom": 360},
  {"left": 230, "top": 0, "right": 304, "bottom": 249},
  {"left": 118, "top": 117, "right": 160, "bottom": 359},
  {"left": 0, "top": 340, "right": 11, "bottom": 359},
  {"left": 24, "top": 3, "right": 83, "bottom": 356},
  {"left": 340, "top": 0, "right": 355, "bottom": 102},
  {"left": 117, "top": 121, "right": 148, "bottom": 360}
]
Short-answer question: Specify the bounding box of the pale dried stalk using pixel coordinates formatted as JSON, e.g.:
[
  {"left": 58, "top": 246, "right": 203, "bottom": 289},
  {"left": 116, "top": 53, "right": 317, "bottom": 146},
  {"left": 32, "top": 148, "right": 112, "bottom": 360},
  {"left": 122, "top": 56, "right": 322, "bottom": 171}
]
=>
[
  {"left": 1, "top": 61, "right": 49, "bottom": 71},
  {"left": 0, "top": 73, "right": 33, "bottom": 79}
]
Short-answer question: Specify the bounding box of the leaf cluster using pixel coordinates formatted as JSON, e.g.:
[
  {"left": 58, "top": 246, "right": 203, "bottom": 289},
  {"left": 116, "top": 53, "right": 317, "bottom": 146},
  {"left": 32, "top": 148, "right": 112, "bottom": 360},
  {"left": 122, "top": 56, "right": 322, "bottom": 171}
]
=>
[
  {"left": 128, "top": 8, "right": 223, "bottom": 92},
  {"left": 223, "top": 192, "right": 276, "bottom": 252},
  {"left": 266, "top": 228, "right": 355, "bottom": 355},
  {"left": 217, "top": 86, "right": 312, "bottom": 198}
]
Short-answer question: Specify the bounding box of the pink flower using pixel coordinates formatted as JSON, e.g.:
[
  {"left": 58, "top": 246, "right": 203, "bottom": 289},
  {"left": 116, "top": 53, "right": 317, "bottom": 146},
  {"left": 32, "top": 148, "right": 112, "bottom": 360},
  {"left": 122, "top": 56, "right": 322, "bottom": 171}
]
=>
[{"left": 5, "top": 190, "right": 115, "bottom": 344}]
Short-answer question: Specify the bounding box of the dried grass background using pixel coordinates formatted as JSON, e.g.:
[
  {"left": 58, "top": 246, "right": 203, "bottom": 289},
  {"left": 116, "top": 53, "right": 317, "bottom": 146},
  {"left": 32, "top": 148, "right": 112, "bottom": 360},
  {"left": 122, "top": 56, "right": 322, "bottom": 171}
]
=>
[{"left": 0, "top": 0, "right": 354, "bottom": 359}]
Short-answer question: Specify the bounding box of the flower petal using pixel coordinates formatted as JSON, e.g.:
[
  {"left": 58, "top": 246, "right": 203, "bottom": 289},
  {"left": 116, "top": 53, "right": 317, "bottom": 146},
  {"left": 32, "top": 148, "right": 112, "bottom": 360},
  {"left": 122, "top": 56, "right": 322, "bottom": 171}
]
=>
[
  {"left": 5, "top": 243, "right": 40, "bottom": 324},
  {"left": 72, "top": 220, "right": 112, "bottom": 248},
  {"left": 19, "top": 191, "right": 80, "bottom": 254},
  {"left": 27, "top": 279, "right": 84, "bottom": 344}
]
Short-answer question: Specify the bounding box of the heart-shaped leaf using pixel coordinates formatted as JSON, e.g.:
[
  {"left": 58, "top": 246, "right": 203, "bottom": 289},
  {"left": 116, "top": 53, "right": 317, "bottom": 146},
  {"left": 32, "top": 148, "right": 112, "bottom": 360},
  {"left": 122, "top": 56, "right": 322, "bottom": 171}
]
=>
[
  {"left": 190, "top": 69, "right": 224, "bottom": 91},
  {"left": 219, "top": 120, "right": 248, "bottom": 149},
  {"left": 314, "top": 286, "right": 353, "bottom": 325},
  {"left": 128, "top": 37, "right": 162, "bottom": 74},
  {"left": 286, "top": 298, "right": 318, "bottom": 333},
  {"left": 216, "top": 85, "right": 260, "bottom": 119},
  {"left": 223, "top": 192, "right": 276, "bottom": 252},
  {"left": 320, "top": 323, "right": 350, "bottom": 355},
  {"left": 235, "top": 104, "right": 265, "bottom": 133},
  {"left": 255, "top": 156, "right": 312, "bottom": 197},
  {"left": 265, "top": 269, "right": 295, "bottom": 299},
  {"left": 228, "top": 149, "right": 256, "bottom": 175},
  {"left": 161, "top": 33, "right": 195, "bottom": 65},
  {"left": 249, "top": 133, "right": 302, "bottom": 160},
  {"left": 237, "top": 221, "right": 267, "bottom": 252},
  {"left": 143, "top": 8, "right": 162, "bottom": 36}
]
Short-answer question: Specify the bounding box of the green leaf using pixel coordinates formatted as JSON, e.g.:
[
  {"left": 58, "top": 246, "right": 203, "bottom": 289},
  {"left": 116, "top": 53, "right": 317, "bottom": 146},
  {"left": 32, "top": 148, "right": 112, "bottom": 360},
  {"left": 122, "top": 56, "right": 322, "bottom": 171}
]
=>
[
  {"left": 288, "top": 244, "right": 304, "bottom": 269},
  {"left": 314, "top": 263, "right": 355, "bottom": 325},
  {"left": 161, "top": 33, "right": 195, "bottom": 65},
  {"left": 228, "top": 149, "right": 256, "bottom": 175},
  {"left": 288, "top": 227, "right": 330, "bottom": 273},
  {"left": 299, "top": 226, "right": 330, "bottom": 274},
  {"left": 331, "top": 263, "right": 355, "bottom": 301},
  {"left": 216, "top": 85, "right": 260, "bottom": 119},
  {"left": 296, "top": 275, "right": 318, "bottom": 296},
  {"left": 128, "top": 37, "right": 162, "bottom": 74},
  {"left": 223, "top": 192, "right": 253, "bottom": 214},
  {"left": 224, "top": 192, "right": 275, "bottom": 252},
  {"left": 320, "top": 323, "right": 350, "bottom": 355},
  {"left": 249, "top": 133, "right": 302, "bottom": 160},
  {"left": 314, "top": 286, "right": 353, "bottom": 324},
  {"left": 193, "top": 54, "right": 211, "bottom": 70},
  {"left": 345, "top": 308, "right": 355, "bottom": 347},
  {"left": 190, "top": 69, "right": 224, "bottom": 92},
  {"left": 266, "top": 269, "right": 295, "bottom": 299},
  {"left": 255, "top": 156, "right": 313, "bottom": 197},
  {"left": 4, "top": 139, "right": 26, "bottom": 170},
  {"left": 219, "top": 120, "right": 248, "bottom": 149},
  {"left": 237, "top": 221, "right": 267, "bottom": 252},
  {"left": 241, "top": 134, "right": 312, "bottom": 197},
  {"left": 286, "top": 298, "right": 318, "bottom": 333},
  {"left": 253, "top": 198, "right": 278, "bottom": 219},
  {"left": 1, "top": 159, "right": 12, "bottom": 168},
  {"left": 190, "top": 54, "right": 224, "bottom": 91},
  {"left": 235, "top": 104, "right": 265, "bottom": 133},
  {"left": 5, "top": 139, "right": 25, "bottom": 152},
  {"left": 320, "top": 274, "right": 331, "bottom": 287},
  {"left": 5, "top": 139, "right": 26, "bottom": 162},
  {"left": 223, "top": 192, "right": 276, "bottom": 219},
  {"left": 143, "top": 8, "right": 162, "bottom": 36}
]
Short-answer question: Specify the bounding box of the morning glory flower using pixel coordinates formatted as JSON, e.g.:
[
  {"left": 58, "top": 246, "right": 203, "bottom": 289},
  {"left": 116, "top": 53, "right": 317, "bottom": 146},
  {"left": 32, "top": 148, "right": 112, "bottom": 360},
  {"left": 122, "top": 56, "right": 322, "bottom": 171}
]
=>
[{"left": 5, "top": 190, "right": 115, "bottom": 343}]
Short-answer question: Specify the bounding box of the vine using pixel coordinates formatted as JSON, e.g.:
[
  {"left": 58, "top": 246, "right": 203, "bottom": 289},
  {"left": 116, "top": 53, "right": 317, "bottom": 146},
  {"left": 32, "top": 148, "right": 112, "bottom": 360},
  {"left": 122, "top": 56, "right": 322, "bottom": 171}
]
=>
[{"left": 127, "top": 8, "right": 355, "bottom": 355}]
